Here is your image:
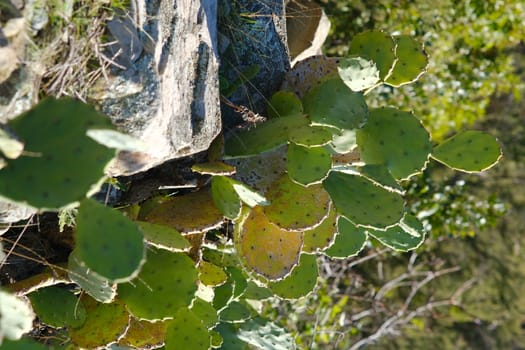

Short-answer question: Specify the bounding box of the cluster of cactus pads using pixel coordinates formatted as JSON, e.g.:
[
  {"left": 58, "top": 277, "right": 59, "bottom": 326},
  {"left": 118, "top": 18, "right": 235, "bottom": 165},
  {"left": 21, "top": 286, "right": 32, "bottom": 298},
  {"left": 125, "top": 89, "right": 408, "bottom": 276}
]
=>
[{"left": 0, "top": 30, "right": 501, "bottom": 349}]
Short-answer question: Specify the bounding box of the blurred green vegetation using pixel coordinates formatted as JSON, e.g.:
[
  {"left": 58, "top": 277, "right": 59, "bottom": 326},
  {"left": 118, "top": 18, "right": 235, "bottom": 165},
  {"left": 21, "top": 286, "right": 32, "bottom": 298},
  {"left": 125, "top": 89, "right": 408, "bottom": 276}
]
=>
[{"left": 261, "top": 1, "right": 525, "bottom": 348}]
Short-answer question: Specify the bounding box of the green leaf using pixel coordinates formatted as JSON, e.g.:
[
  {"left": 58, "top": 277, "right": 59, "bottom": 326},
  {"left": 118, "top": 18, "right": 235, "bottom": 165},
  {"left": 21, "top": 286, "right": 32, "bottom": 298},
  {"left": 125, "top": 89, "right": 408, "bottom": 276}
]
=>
[
  {"left": 28, "top": 286, "right": 86, "bottom": 328},
  {"left": 324, "top": 217, "right": 367, "bottom": 259},
  {"left": 431, "top": 130, "right": 502, "bottom": 172},
  {"left": 74, "top": 198, "right": 145, "bottom": 283},
  {"left": 269, "top": 254, "right": 318, "bottom": 299}
]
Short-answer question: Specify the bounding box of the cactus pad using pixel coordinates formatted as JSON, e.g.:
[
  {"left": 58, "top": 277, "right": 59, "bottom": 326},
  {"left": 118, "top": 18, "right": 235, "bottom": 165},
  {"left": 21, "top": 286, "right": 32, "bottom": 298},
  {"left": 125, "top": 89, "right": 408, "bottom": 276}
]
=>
[
  {"left": 0, "top": 97, "right": 115, "bottom": 209},
  {"left": 431, "top": 131, "right": 502, "bottom": 172},
  {"left": 136, "top": 221, "right": 191, "bottom": 252},
  {"left": 357, "top": 107, "right": 432, "bottom": 179},
  {"left": 286, "top": 143, "right": 332, "bottom": 186},
  {"left": 165, "top": 308, "right": 210, "bottom": 350},
  {"left": 367, "top": 215, "right": 426, "bottom": 251},
  {"left": 199, "top": 261, "right": 228, "bottom": 287},
  {"left": 349, "top": 30, "right": 396, "bottom": 80},
  {"left": 213, "top": 281, "right": 234, "bottom": 312},
  {"left": 243, "top": 282, "right": 273, "bottom": 300},
  {"left": 281, "top": 55, "right": 340, "bottom": 99},
  {"left": 74, "top": 198, "right": 145, "bottom": 283},
  {"left": 191, "top": 298, "right": 219, "bottom": 329},
  {"left": 219, "top": 301, "right": 252, "bottom": 323},
  {"left": 0, "top": 128, "right": 23, "bottom": 159},
  {"left": 224, "top": 115, "right": 309, "bottom": 158},
  {"left": 0, "top": 290, "right": 35, "bottom": 342},
  {"left": 323, "top": 170, "right": 405, "bottom": 229},
  {"left": 263, "top": 175, "right": 331, "bottom": 230},
  {"left": 288, "top": 125, "right": 333, "bottom": 147},
  {"left": 303, "top": 78, "right": 368, "bottom": 131},
  {"left": 267, "top": 91, "right": 303, "bottom": 118},
  {"left": 269, "top": 253, "right": 318, "bottom": 299},
  {"left": 302, "top": 207, "right": 338, "bottom": 253},
  {"left": 69, "top": 296, "right": 130, "bottom": 349},
  {"left": 228, "top": 267, "right": 248, "bottom": 299},
  {"left": 67, "top": 251, "right": 117, "bottom": 303},
  {"left": 28, "top": 286, "right": 86, "bottom": 328},
  {"left": 330, "top": 129, "right": 357, "bottom": 154},
  {"left": 237, "top": 207, "right": 303, "bottom": 280},
  {"left": 357, "top": 164, "right": 404, "bottom": 193},
  {"left": 324, "top": 217, "right": 367, "bottom": 259},
  {"left": 337, "top": 56, "right": 380, "bottom": 91},
  {"left": 118, "top": 317, "right": 167, "bottom": 349},
  {"left": 385, "top": 35, "right": 428, "bottom": 87},
  {"left": 236, "top": 318, "right": 296, "bottom": 350},
  {"left": 192, "top": 162, "right": 236, "bottom": 175},
  {"left": 141, "top": 190, "right": 223, "bottom": 234},
  {"left": 212, "top": 175, "right": 242, "bottom": 220},
  {"left": 118, "top": 248, "right": 198, "bottom": 321}
]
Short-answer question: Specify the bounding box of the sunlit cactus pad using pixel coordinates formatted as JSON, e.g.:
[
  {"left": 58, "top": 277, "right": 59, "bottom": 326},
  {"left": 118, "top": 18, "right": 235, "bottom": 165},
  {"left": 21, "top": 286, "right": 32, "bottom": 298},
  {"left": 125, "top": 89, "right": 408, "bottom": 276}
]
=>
[
  {"left": 0, "top": 97, "right": 115, "bottom": 209},
  {"left": 118, "top": 248, "right": 198, "bottom": 321},
  {"left": 118, "top": 317, "right": 167, "bottom": 349},
  {"left": 385, "top": 35, "right": 428, "bottom": 87},
  {"left": 357, "top": 107, "right": 432, "bottom": 179},
  {"left": 219, "top": 301, "right": 252, "bottom": 323},
  {"left": 74, "top": 198, "right": 145, "bottom": 283},
  {"left": 337, "top": 56, "right": 380, "bottom": 91},
  {"left": 191, "top": 161, "right": 236, "bottom": 175},
  {"left": 198, "top": 261, "right": 228, "bottom": 286},
  {"left": 68, "top": 296, "right": 130, "bottom": 349},
  {"left": 303, "top": 78, "right": 368, "bottom": 131},
  {"left": 165, "top": 308, "right": 211, "bottom": 350},
  {"left": 324, "top": 217, "right": 367, "bottom": 259},
  {"left": 224, "top": 114, "right": 309, "bottom": 158},
  {"left": 288, "top": 125, "right": 333, "bottom": 147},
  {"left": 237, "top": 207, "right": 303, "bottom": 280},
  {"left": 191, "top": 298, "right": 219, "bottom": 329},
  {"left": 302, "top": 207, "right": 338, "bottom": 253},
  {"left": 263, "top": 175, "right": 331, "bottom": 231},
  {"left": 286, "top": 143, "right": 332, "bottom": 186},
  {"left": 367, "top": 215, "right": 426, "bottom": 251},
  {"left": 269, "top": 253, "right": 319, "bottom": 299},
  {"left": 431, "top": 130, "right": 502, "bottom": 172},
  {"left": 267, "top": 91, "right": 303, "bottom": 118},
  {"left": 349, "top": 30, "right": 396, "bottom": 80},
  {"left": 136, "top": 221, "right": 191, "bottom": 252},
  {"left": 141, "top": 190, "right": 223, "bottom": 233},
  {"left": 323, "top": 170, "right": 405, "bottom": 229}
]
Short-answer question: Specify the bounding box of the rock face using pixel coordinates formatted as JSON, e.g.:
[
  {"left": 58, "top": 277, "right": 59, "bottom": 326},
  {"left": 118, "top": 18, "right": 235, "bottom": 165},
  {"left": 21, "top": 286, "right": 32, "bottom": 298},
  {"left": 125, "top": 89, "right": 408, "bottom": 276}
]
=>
[{"left": 97, "top": 0, "right": 222, "bottom": 176}]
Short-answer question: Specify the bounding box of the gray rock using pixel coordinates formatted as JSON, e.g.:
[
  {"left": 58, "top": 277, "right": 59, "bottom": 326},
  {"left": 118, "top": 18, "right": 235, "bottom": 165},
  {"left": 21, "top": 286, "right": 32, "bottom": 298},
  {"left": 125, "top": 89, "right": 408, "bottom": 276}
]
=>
[{"left": 96, "top": 0, "right": 222, "bottom": 176}]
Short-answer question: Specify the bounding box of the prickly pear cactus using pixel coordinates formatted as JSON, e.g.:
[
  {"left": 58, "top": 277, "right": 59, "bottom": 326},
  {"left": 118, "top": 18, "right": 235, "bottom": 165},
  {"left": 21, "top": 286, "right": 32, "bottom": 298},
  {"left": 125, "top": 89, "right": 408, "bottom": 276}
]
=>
[
  {"left": 0, "top": 290, "right": 35, "bottom": 344},
  {"left": 337, "top": 56, "right": 380, "bottom": 91},
  {"left": 28, "top": 286, "right": 86, "bottom": 328},
  {"left": 165, "top": 308, "right": 211, "bottom": 350},
  {"left": 302, "top": 207, "right": 337, "bottom": 253},
  {"left": 431, "top": 130, "right": 502, "bottom": 172},
  {"left": 267, "top": 91, "right": 303, "bottom": 118},
  {"left": 367, "top": 215, "right": 426, "bottom": 251},
  {"left": 385, "top": 35, "right": 428, "bottom": 87},
  {"left": 0, "top": 97, "right": 115, "bottom": 209},
  {"left": 269, "top": 253, "right": 319, "bottom": 299},
  {"left": 286, "top": 143, "right": 332, "bottom": 186},
  {"left": 118, "top": 317, "right": 167, "bottom": 349},
  {"left": 324, "top": 217, "right": 367, "bottom": 259},
  {"left": 348, "top": 30, "right": 396, "bottom": 80}
]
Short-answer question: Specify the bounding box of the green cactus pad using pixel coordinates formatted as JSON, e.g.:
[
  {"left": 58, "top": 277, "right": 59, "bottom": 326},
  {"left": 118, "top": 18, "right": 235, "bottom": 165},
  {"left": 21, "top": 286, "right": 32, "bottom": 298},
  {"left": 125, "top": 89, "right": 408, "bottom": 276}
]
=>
[
  {"left": 118, "top": 317, "right": 167, "bottom": 349},
  {"left": 211, "top": 330, "right": 224, "bottom": 348},
  {"left": 238, "top": 207, "right": 303, "bottom": 280},
  {"left": 231, "top": 180, "right": 269, "bottom": 207},
  {"left": 213, "top": 281, "right": 234, "bottom": 311},
  {"left": 337, "top": 56, "right": 380, "bottom": 91},
  {"left": 357, "top": 107, "right": 432, "bottom": 180},
  {"left": 227, "top": 267, "right": 248, "bottom": 299},
  {"left": 281, "top": 55, "right": 340, "bottom": 99},
  {"left": 267, "top": 91, "right": 303, "bottom": 118},
  {"left": 219, "top": 301, "right": 252, "bottom": 323},
  {"left": 330, "top": 129, "right": 357, "bottom": 154},
  {"left": 303, "top": 78, "right": 368, "bottom": 131},
  {"left": 0, "top": 339, "right": 49, "bottom": 349},
  {"left": 224, "top": 114, "right": 309, "bottom": 158},
  {"left": 0, "top": 97, "right": 115, "bottom": 209},
  {"left": 302, "top": 207, "right": 338, "bottom": 253},
  {"left": 349, "top": 30, "right": 396, "bottom": 80},
  {"left": 165, "top": 308, "right": 210, "bottom": 350},
  {"left": 74, "top": 198, "right": 145, "bottom": 283},
  {"left": 324, "top": 217, "right": 367, "bottom": 259},
  {"left": 28, "top": 286, "right": 86, "bottom": 328},
  {"left": 68, "top": 251, "right": 117, "bottom": 303},
  {"left": 0, "top": 290, "right": 34, "bottom": 342},
  {"left": 385, "top": 35, "right": 428, "bottom": 87},
  {"left": 367, "top": 215, "right": 426, "bottom": 251},
  {"left": 199, "top": 261, "right": 228, "bottom": 287},
  {"left": 237, "top": 317, "right": 296, "bottom": 350},
  {"left": 269, "top": 253, "right": 318, "bottom": 299},
  {"left": 212, "top": 175, "right": 242, "bottom": 220},
  {"left": 0, "top": 128, "right": 23, "bottom": 159},
  {"left": 288, "top": 125, "right": 333, "bottom": 147},
  {"left": 118, "top": 248, "right": 198, "bottom": 321},
  {"left": 202, "top": 246, "right": 240, "bottom": 269},
  {"left": 141, "top": 190, "right": 223, "bottom": 233},
  {"left": 136, "top": 221, "right": 191, "bottom": 252},
  {"left": 191, "top": 298, "right": 219, "bottom": 329},
  {"left": 192, "top": 162, "right": 236, "bottom": 175},
  {"left": 242, "top": 282, "right": 273, "bottom": 300},
  {"left": 356, "top": 164, "right": 404, "bottom": 193},
  {"left": 286, "top": 143, "right": 332, "bottom": 186},
  {"left": 263, "top": 175, "right": 331, "bottom": 231},
  {"left": 323, "top": 170, "right": 405, "bottom": 229},
  {"left": 216, "top": 323, "right": 250, "bottom": 350},
  {"left": 431, "top": 131, "right": 502, "bottom": 172},
  {"left": 69, "top": 296, "right": 130, "bottom": 349}
]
